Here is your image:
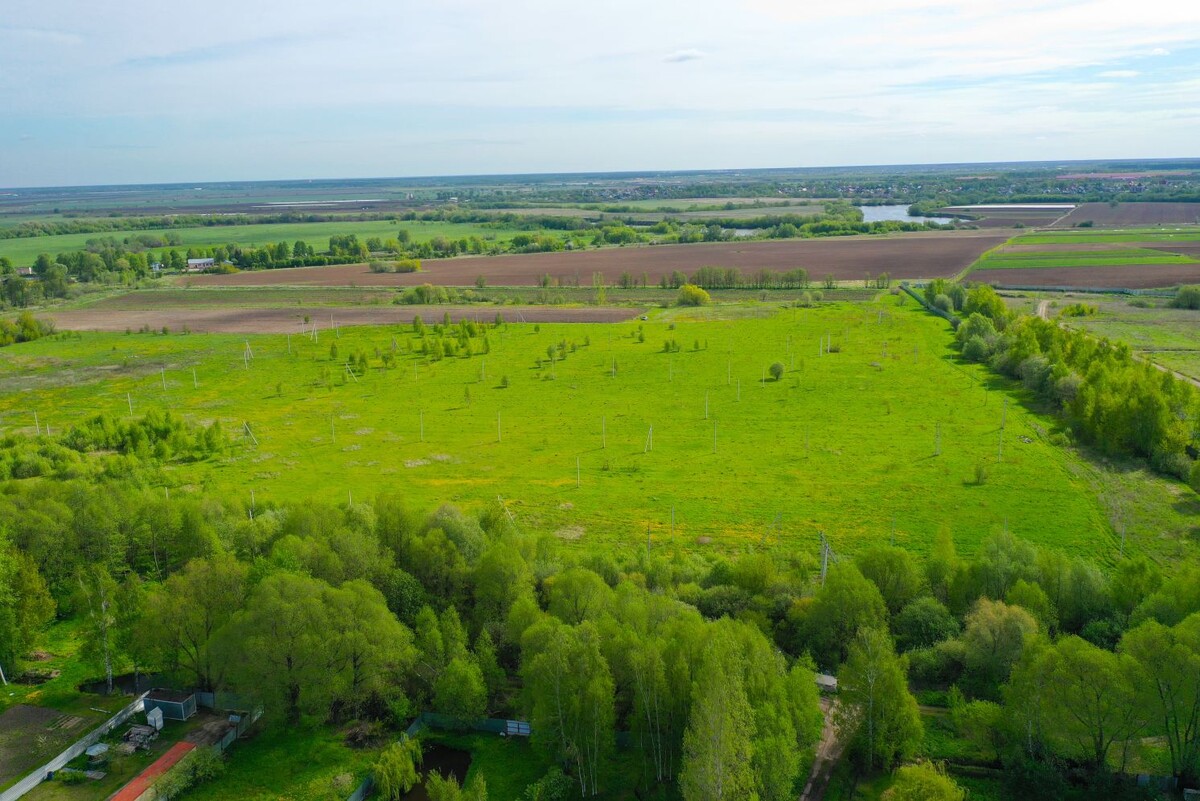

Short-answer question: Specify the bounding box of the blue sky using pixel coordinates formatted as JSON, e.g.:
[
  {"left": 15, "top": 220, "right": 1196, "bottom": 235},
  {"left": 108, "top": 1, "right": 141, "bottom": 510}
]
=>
[{"left": 1, "top": 0, "right": 1198, "bottom": 187}]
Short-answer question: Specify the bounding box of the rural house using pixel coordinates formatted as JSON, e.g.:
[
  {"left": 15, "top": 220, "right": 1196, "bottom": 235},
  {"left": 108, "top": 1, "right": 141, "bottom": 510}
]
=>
[{"left": 184, "top": 258, "right": 215, "bottom": 272}]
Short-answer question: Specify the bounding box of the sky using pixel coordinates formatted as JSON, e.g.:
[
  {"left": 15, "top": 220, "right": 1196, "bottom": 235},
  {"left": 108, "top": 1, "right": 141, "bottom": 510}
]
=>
[{"left": 1, "top": 0, "right": 1198, "bottom": 187}]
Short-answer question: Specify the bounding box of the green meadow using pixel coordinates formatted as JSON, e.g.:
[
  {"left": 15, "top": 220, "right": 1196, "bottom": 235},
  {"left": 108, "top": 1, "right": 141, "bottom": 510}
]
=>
[
  {"left": 0, "top": 219, "right": 532, "bottom": 266},
  {"left": 971, "top": 248, "right": 1198, "bottom": 271},
  {"left": 3, "top": 297, "right": 1190, "bottom": 562}
]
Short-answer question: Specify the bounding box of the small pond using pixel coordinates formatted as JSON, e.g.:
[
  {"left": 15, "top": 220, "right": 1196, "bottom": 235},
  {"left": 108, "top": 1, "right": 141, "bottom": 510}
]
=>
[
  {"left": 403, "top": 744, "right": 472, "bottom": 800},
  {"left": 860, "top": 205, "right": 955, "bottom": 225}
]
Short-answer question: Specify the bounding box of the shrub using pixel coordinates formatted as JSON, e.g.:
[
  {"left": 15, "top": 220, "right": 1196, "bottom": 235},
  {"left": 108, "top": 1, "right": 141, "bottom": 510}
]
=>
[
  {"left": 1170, "top": 286, "right": 1200, "bottom": 310},
  {"left": 1059, "top": 302, "right": 1096, "bottom": 317},
  {"left": 769, "top": 362, "right": 784, "bottom": 381},
  {"left": 932, "top": 294, "right": 953, "bottom": 312},
  {"left": 962, "top": 335, "right": 990, "bottom": 363},
  {"left": 677, "top": 283, "right": 711, "bottom": 306}
]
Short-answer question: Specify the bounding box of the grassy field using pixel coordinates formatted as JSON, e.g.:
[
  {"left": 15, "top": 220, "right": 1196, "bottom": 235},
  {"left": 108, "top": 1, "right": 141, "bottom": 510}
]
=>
[
  {"left": 179, "top": 726, "right": 378, "bottom": 801},
  {"left": 970, "top": 248, "right": 1198, "bottom": 271},
  {"left": 4, "top": 295, "right": 1193, "bottom": 564},
  {"left": 0, "top": 219, "right": 538, "bottom": 266}
]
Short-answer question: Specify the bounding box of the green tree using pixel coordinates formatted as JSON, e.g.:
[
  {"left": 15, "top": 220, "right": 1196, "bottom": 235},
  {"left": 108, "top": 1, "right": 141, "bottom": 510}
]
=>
[
  {"left": 800, "top": 563, "right": 888, "bottom": 667},
  {"left": 893, "top": 597, "right": 959, "bottom": 652},
  {"left": 76, "top": 565, "right": 119, "bottom": 695},
  {"left": 373, "top": 736, "right": 424, "bottom": 800},
  {"left": 427, "top": 772, "right": 487, "bottom": 801},
  {"left": 1112, "top": 556, "right": 1162, "bottom": 625},
  {"left": 1005, "top": 579, "right": 1057, "bottom": 633},
  {"left": 435, "top": 656, "right": 487, "bottom": 725},
  {"left": 882, "top": 761, "right": 964, "bottom": 801},
  {"left": 521, "top": 619, "right": 615, "bottom": 796},
  {"left": 837, "top": 628, "right": 923, "bottom": 772},
  {"left": 217, "top": 571, "right": 340, "bottom": 724},
  {"left": 856, "top": 546, "right": 924, "bottom": 616},
  {"left": 1120, "top": 615, "right": 1200, "bottom": 782},
  {"left": 1016, "top": 635, "right": 1148, "bottom": 770},
  {"left": 680, "top": 631, "right": 756, "bottom": 801},
  {"left": 677, "top": 284, "right": 711, "bottom": 307},
  {"left": 961, "top": 598, "right": 1038, "bottom": 692},
  {"left": 114, "top": 573, "right": 149, "bottom": 690},
  {"left": 768, "top": 362, "right": 784, "bottom": 381},
  {"left": 143, "top": 554, "right": 248, "bottom": 690},
  {"left": 325, "top": 579, "right": 414, "bottom": 716},
  {"left": 473, "top": 545, "right": 532, "bottom": 634},
  {"left": 547, "top": 568, "right": 612, "bottom": 625},
  {"left": 0, "top": 543, "right": 55, "bottom": 681}
]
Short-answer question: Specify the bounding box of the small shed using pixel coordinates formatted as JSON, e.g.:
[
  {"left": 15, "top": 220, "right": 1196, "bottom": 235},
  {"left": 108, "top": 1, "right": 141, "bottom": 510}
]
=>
[
  {"left": 815, "top": 673, "right": 838, "bottom": 694},
  {"left": 144, "top": 689, "right": 197, "bottom": 721}
]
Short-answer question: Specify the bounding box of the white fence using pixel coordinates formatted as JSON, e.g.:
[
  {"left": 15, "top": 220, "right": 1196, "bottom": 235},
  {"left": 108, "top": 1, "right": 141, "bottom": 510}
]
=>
[{"left": 0, "top": 692, "right": 148, "bottom": 801}]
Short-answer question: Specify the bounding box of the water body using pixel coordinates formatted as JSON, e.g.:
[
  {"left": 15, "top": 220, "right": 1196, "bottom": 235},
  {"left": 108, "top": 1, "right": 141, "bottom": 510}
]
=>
[{"left": 860, "top": 205, "right": 954, "bottom": 225}]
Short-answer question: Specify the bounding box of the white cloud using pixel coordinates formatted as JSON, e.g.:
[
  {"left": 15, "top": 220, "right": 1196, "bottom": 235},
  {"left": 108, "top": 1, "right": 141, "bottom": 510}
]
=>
[{"left": 1, "top": 0, "right": 1198, "bottom": 184}]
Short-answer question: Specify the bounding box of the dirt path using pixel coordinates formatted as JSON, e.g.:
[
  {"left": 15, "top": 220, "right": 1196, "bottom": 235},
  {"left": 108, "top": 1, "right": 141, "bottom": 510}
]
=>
[
  {"left": 800, "top": 698, "right": 846, "bottom": 801},
  {"left": 1036, "top": 299, "right": 1050, "bottom": 319}
]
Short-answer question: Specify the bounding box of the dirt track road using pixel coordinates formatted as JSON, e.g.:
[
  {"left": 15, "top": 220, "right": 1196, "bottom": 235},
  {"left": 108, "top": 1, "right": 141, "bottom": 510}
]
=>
[{"left": 800, "top": 698, "right": 846, "bottom": 801}]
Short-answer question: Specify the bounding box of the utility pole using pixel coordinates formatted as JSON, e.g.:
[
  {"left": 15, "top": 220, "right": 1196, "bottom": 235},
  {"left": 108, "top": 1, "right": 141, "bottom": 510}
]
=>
[{"left": 819, "top": 532, "right": 830, "bottom": 585}]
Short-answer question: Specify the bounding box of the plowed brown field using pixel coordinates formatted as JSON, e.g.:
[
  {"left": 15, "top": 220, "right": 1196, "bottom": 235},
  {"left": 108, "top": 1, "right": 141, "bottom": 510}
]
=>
[
  {"left": 1053, "top": 202, "right": 1200, "bottom": 227},
  {"left": 973, "top": 263, "right": 1200, "bottom": 289},
  {"left": 185, "top": 233, "right": 1007, "bottom": 288},
  {"left": 44, "top": 305, "right": 645, "bottom": 334}
]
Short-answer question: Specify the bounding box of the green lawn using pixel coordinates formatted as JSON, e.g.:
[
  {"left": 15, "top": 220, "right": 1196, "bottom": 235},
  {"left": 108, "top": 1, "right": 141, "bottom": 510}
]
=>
[
  {"left": 2, "top": 297, "right": 1189, "bottom": 565},
  {"left": 0, "top": 220, "right": 538, "bottom": 267},
  {"left": 180, "top": 725, "right": 378, "bottom": 801}
]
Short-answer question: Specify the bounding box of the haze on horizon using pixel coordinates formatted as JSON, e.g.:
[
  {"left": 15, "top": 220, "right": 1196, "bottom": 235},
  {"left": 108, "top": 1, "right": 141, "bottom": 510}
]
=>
[{"left": 2, "top": 0, "right": 1198, "bottom": 188}]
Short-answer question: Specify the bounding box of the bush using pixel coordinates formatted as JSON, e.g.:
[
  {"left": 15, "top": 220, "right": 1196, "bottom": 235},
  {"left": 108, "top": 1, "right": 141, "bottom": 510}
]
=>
[
  {"left": 962, "top": 335, "right": 990, "bottom": 363},
  {"left": 677, "top": 283, "right": 711, "bottom": 306},
  {"left": 1151, "top": 447, "right": 1192, "bottom": 481},
  {"left": 932, "top": 294, "right": 953, "bottom": 312},
  {"left": 1059, "top": 302, "right": 1096, "bottom": 317},
  {"left": 769, "top": 362, "right": 784, "bottom": 381},
  {"left": 1170, "top": 285, "right": 1200, "bottom": 310},
  {"left": 524, "top": 767, "right": 575, "bottom": 800}
]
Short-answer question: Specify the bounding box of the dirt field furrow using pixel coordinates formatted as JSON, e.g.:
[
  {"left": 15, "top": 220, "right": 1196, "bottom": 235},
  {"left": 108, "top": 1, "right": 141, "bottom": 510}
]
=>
[
  {"left": 44, "top": 305, "right": 646, "bottom": 334},
  {"left": 182, "top": 233, "right": 1009, "bottom": 289},
  {"left": 973, "top": 263, "right": 1200, "bottom": 289}
]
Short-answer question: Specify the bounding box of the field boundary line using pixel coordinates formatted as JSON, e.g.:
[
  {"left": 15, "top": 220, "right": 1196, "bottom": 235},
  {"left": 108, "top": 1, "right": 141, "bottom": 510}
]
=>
[
  {"left": 953, "top": 233, "right": 1021, "bottom": 282},
  {"left": 0, "top": 692, "right": 148, "bottom": 801}
]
